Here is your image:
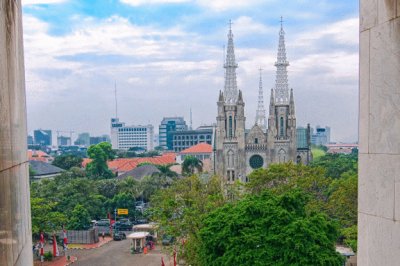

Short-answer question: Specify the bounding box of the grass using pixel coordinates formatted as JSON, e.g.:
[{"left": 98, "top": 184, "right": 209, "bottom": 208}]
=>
[{"left": 311, "top": 148, "right": 326, "bottom": 160}]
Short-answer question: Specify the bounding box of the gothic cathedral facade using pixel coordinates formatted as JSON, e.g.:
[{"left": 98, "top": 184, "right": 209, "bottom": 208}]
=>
[{"left": 215, "top": 22, "right": 311, "bottom": 183}]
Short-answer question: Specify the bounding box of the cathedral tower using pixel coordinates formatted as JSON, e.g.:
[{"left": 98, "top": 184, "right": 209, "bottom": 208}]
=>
[
  {"left": 215, "top": 22, "right": 246, "bottom": 183},
  {"left": 255, "top": 68, "right": 267, "bottom": 131},
  {"left": 267, "top": 17, "right": 297, "bottom": 163}
]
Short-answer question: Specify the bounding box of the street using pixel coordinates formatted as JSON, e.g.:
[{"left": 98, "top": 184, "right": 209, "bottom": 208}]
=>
[{"left": 69, "top": 238, "right": 171, "bottom": 266}]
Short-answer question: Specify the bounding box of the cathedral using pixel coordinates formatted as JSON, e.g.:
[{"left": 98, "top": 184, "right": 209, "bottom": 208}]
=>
[{"left": 214, "top": 21, "right": 311, "bottom": 183}]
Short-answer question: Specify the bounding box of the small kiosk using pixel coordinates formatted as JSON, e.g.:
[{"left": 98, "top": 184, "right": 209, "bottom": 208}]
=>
[
  {"left": 127, "top": 232, "right": 149, "bottom": 253},
  {"left": 132, "top": 223, "right": 158, "bottom": 239}
]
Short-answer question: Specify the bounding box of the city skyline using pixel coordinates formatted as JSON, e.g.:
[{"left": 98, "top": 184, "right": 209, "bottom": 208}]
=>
[{"left": 23, "top": 0, "right": 358, "bottom": 142}]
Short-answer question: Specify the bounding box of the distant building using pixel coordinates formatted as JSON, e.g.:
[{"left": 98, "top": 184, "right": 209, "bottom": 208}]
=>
[
  {"left": 74, "top": 132, "right": 90, "bottom": 146},
  {"left": 311, "top": 126, "right": 331, "bottom": 146},
  {"left": 27, "top": 135, "right": 34, "bottom": 145},
  {"left": 177, "top": 142, "right": 213, "bottom": 163},
  {"left": 171, "top": 125, "right": 213, "bottom": 152},
  {"left": 29, "top": 160, "right": 64, "bottom": 180},
  {"left": 110, "top": 118, "right": 154, "bottom": 150},
  {"left": 296, "top": 125, "right": 312, "bottom": 164},
  {"left": 57, "top": 136, "right": 71, "bottom": 146},
  {"left": 159, "top": 117, "right": 188, "bottom": 150},
  {"left": 326, "top": 143, "right": 358, "bottom": 154},
  {"left": 34, "top": 129, "right": 52, "bottom": 146},
  {"left": 90, "top": 135, "right": 110, "bottom": 145}
]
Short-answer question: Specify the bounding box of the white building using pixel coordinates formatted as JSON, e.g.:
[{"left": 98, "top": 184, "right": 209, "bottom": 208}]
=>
[{"left": 111, "top": 118, "right": 154, "bottom": 150}]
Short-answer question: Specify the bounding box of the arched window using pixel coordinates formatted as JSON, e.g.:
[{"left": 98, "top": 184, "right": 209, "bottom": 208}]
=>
[
  {"left": 297, "top": 155, "right": 302, "bottom": 164},
  {"left": 227, "top": 150, "right": 234, "bottom": 167},
  {"left": 254, "top": 138, "right": 258, "bottom": 144},
  {"left": 229, "top": 116, "right": 233, "bottom": 138},
  {"left": 279, "top": 149, "right": 286, "bottom": 163},
  {"left": 280, "top": 117, "right": 284, "bottom": 137}
]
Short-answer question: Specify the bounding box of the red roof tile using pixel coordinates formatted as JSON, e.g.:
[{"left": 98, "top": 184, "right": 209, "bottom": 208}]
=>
[
  {"left": 180, "top": 143, "right": 212, "bottom": 154},
  {"left": 28, "top": 150, "right": 53, "bottom": 163},
  {"left": 82, "top": 153, "right": 176, "bottom": 173}
]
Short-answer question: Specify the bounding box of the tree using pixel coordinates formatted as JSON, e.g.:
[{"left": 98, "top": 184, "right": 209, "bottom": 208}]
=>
[
  {"left": 52, "top": 154, "right": 83, "bottom": 170},
  {"left": 31, "top": 197, "right": 67, "bottom": 235},
  {"left": 197, "top": 190, "right": 344, "bottom": 266},
  {"left": 310, "top": 153, "right": 358, "bottom": 179},
  {"left": 107, "top": 193, "right": 136, "bottom": 220},
  {"left": 182, "top": 156, "right": 203, "bottom": 176},
  {"left": 151, "top": 175, "right": 225, "bottom": 263},
  {"left": 153, "top": 163, "right": 178, "bottom": 187},
  {"left": 68, "top": 204, "right": 91, "bottom": 230},
  {"left": 86, "top": 142, "right": 114, "bottom": 179}
]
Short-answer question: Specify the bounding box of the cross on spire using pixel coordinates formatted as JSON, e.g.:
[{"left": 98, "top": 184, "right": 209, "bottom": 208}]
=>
[{"left": 280, "top": 16, "right": 284, "bottom": 28}]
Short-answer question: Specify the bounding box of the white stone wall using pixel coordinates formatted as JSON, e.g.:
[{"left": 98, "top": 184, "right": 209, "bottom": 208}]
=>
[
  {"left": 358, "top": 0, "right": 400, "bottom": 265},
  {"left": 0, "top": 1, "right": 33, "bottom": 265}
]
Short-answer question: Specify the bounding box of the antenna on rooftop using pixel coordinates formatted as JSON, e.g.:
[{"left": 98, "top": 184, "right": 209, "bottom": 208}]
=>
[{"left": 114, "top": 80, "right": 118, "bottom": 118}]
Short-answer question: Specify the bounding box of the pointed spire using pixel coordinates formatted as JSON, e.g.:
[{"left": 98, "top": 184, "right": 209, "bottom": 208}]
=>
[
  {"left": 218, "top": 90, "right": 224, "bottom": 102},
  {"left": 223, "top": 19, "right": 239, "bottom": 105},
  {"left": 269, "top": 88, "right": 275, "bottom": 114},
  {"left": 289, "top": 88, "right": 295, "bottom": 115},
  {"left": 274, "top": 16, "right": 290, "bottom": 104},
  {"left": 255, "top": 68, "right": 266, "bottom": 130},
  {"left": 237, "top": 90, "right": 243, "bottom": 103}
]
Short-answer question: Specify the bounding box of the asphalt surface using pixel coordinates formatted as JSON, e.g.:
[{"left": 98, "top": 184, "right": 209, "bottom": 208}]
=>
[{"left": 69, "top": 236, "right": 171, "bottom": 266}]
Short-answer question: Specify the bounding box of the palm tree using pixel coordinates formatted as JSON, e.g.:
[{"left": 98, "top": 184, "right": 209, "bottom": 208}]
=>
[
  {"left": 153, "top": 163, "right": 178, "bottom": 187},
  {"left": 182, "top": 156, "right": 203, "bottom": 176}
]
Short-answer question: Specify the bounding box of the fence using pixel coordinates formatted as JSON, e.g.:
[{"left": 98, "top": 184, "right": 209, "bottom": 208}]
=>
[{"left": 60, "top": 228, "right": 99, "bottom": 244}]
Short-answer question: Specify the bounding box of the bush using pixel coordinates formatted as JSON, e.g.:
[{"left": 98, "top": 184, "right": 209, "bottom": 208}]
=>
[{"left": 44, "top": 251, "right": 53, "bottom": 261}]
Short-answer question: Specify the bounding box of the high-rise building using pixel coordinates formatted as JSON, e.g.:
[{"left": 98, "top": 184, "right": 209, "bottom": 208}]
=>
[
  {"left": 34, "top": 129, "right": 52, "bottom": 146},
  {"left": 159, "top": 117, "right": 188, "bottom": 150},
  {"left": 74, "top": 132, "right": 90, "bottom": 146},
  {"left": 214, "top": 19, "right": 311, "bottom": 183},
  {"left": 57, "top": 136, "right": 71, "bottom": 146},
  {"left": 27, "top": 135, "right": 34, "bottom": 145},
  {"left": 90, "top": 135, "right": 111, "bottom": 145},
  {"left": 171, "top": 125, "right": 213, "bottom": 152},
  {"left": 110, "top": 118, "right": 154, "bottom": 150},
  {"left": 311, "top": 126, "right": 331, "bottom": 145}
]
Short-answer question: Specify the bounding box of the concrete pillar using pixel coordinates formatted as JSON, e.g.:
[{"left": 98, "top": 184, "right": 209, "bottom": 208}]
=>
[
  {"left": 0, "top": 1, "right": 33, "bottom": 265},
  {"left": 358, "top": 0, "right": 400, "bottom": 265}
]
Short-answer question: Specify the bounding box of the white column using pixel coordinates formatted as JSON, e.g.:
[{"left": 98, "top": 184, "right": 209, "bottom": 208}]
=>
[
  {"left": 358, "top": 0, "right": 400, "bottom": 265},
  {"left": 0, "top": 1, "right": 33, "bottom": 265}
]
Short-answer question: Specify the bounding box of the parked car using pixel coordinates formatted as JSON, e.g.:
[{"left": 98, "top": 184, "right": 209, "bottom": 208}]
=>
[
  {"left": 97, "top": 219, "right": 110, "bottom": 226},
  {"left": 113, "top": 231, "right": 126, "bottom": 241},
  {"left": 162, "top": 235, "right": 175, "bottom": 246},
  {"left": 113, "top": 221, "right": 132, "bottom": 231}
]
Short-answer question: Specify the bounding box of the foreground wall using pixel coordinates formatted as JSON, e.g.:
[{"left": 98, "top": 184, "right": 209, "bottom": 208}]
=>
[
  {"left": 358, "top": 0, "right": 400, "bottom": 265},
  {"left": 0, "top": 1, "right": 33, "bottom": 265}
]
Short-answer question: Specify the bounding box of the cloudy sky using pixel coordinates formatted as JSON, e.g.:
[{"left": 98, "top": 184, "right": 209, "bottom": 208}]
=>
[{"left": 23, "top": 0, "right": 359, "bottom": 142}]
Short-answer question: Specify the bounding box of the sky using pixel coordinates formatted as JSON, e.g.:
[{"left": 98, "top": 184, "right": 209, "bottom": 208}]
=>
[{"left": 22, "top": 0, "right": 359, "bottom": 143}]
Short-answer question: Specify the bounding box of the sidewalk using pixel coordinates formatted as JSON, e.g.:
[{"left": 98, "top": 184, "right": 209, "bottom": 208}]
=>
[
  {"left": 33, "top": 256, "right": 77, "bottom": 266},
  {"left": 68, "top": 236, "right": 113, "bottom": 249}
]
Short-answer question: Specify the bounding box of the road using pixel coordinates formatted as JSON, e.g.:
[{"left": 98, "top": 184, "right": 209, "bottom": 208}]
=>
[{"left": 69, "top": 237, "right": 171, "bottom": 266}]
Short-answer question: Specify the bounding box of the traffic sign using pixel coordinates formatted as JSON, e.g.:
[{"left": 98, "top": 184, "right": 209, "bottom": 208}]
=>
[{"left": 117, "top": 208, "right": 128, "bottom": 215}]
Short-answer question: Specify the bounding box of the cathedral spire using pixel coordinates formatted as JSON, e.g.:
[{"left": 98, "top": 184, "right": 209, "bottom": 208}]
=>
[
  {"left": 274, "top": 16, "right": 290, "bottom": 104},
  {"left": 223, "top": 20, "right": 239, "bottom": 105},
  {"left": 255, "top": 68, "right": 266, "bottom": 130}
]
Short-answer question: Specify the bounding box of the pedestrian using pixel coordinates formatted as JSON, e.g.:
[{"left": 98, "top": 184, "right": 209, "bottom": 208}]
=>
[{"left": 102, "top": 231, "right": 105, "bottom": 240}]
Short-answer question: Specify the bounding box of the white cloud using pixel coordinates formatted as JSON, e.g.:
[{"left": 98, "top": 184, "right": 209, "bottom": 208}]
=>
[
  {"left": 22, "top": 0, "right": 66, "bottom": 5},
  {"left": 120, "top": 0, "right": 270, "bottom": 11},
  {"left": 120, "top": 0, "right": 189, "bottom": 6}
]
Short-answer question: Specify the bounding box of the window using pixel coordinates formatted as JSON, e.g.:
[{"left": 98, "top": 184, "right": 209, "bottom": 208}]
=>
[
  {"left": 280, "top": 117, "right": 284, "bottom": 137},
  {"left": 249, "top": 155, "right": 263, "bottom": 169},
  {"left": 229, "top": 116, "right": 233, "bottom": 138},
  {"left": 254, "top": 138, "right": 258, "bottom": 144}
]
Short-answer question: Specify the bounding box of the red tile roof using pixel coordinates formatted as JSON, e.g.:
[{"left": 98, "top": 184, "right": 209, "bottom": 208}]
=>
[
  {"left": 180, "top": 143, "right": 212, "bottom": 154},
  {"left": 28, "top": 150, "right": 53, "bottom": 163},
  {"left": 82, "top": 153, "right": 177, "bottom": 173}
]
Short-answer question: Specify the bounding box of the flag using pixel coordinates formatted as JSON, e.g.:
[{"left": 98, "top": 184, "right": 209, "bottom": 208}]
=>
[
  {"left": 161, "top": 257, "right": 165, "bottom": 266},
  {"left": 173, "top": 249, "right": 177, "bottom": 266},
  {"left": 40, "top": 232, "right": 44, "bottom": 256},
  {"left": 52, "top": 234, "right": 57, "bottom": 257},
  {"left": 62, "top": 225, "right": 68, "bottom": 250}
]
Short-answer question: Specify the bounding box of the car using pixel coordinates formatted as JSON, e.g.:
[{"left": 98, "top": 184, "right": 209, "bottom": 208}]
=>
[
  {"left": 113, "top": 221, "right": 132, "bottom": 231},
  {"left": 113, "top": 231, "right": 126, "bottom": 241},
  {"left": 135, "top": 218, "right": 148, "bottom": 224},
  {"left": 162, "top": 235, "right": 175, "bottom": 246}
]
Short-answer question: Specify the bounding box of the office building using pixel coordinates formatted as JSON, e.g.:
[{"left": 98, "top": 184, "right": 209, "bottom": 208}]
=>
[
  {"left": 34, "top": 129, "right": 52, "bottom": 146},
  {"left": 159, "top": 117, "right": 188, "bottom": 150},
  {"left": 111, "top": 118, "right": 154, "bottom": 150},
  {"left": 171, "top": 125, "right": 213, "bottom": 152},
  {"left": 74, "top": 132, "right": 90, "bottom": 146},
  {"left": 311, "top": 126, "right": 331, "bottom": 146}
]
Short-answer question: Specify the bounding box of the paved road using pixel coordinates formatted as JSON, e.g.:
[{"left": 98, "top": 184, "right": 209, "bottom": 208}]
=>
[{"left": 69, "top": 237, "right": 171, "bottom": 266}]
